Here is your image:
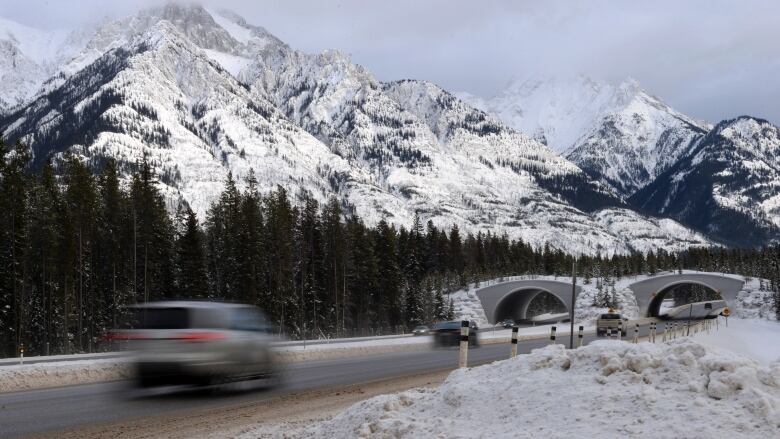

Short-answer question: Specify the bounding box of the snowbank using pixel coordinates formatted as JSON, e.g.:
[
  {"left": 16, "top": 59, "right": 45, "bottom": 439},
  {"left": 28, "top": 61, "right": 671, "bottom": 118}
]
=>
[
  {"left": 696, "top": 318, "right": 780, "bottom": 366},
  {"left": 272, "top": 339, "right": 780, "bottom": 438},
  {"left": 0, "top": 359, "right": 132, "bottom": 393}
]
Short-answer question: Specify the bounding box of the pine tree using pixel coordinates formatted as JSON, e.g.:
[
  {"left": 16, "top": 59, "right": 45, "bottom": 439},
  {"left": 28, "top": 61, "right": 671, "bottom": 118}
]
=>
[
  {"left": 375, "top": 219, "right": 401, "bottom": 327},
  {"left": 263, "top": 186, "right": 296, "bottom": 331},
  {"left": 130, "top": 156, "right": 174, "bottom": 304},
  {"left": 321, "top": 197, "right": 344, "bottom": 331},
  {"left": 95, "top": 159, "right": 132, "bottom": 338},
  {"left": 25, "top": 161, "right": 62, "bottom": 355},
  {"left": 236, "top": 170, "right": 265, "bottom": 307},
  {"left": 63, "top": 156, "right": 99, "bottom": 352},
  {"left": 0, "top": 141, "right": 31, "bottom": 357},
  {"left": 175, "top": 207, "right": 208, "bottom": 297}
]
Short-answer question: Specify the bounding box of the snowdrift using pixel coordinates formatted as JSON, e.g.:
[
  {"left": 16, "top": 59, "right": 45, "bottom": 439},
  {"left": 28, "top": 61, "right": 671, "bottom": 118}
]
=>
[
  {"left": 0, "top": 359, "right": 132, "bottom": 393},
  {"left": 292, "top": 339, "right": 780, "bottom": 438}
]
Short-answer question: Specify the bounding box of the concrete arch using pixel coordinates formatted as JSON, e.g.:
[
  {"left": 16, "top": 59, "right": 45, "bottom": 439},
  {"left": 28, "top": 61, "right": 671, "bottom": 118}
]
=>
[
  {"left": 476, "top": 279, "right": 581, "bottom": 324},
  {"left": 644, "top": 281, "right": 721, "bottom": 318},
  {"left": 628, "top": 272, "right": 744, "bottom": 317}
]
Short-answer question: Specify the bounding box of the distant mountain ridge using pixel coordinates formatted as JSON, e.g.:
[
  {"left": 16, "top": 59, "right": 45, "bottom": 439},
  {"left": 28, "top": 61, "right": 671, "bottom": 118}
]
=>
[
  {"left": 460, "top": 75, "right": 711, "bottom": 198},
  {"left": 631, "top": 116, "right": 780, "bottom": 247},
  {"left": 0, "top": 4, "right": 719, "bottom": 253}
]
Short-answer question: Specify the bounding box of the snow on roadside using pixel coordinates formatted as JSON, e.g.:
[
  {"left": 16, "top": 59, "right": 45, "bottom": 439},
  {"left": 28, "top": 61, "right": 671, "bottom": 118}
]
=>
[
  {"left": 262, "top": 339, "right": 780, "bottom": 438},
  {"left": 0, "top": 359, "right": 132, "bottom": 393},
  {"left": 695, "top": 318, "right": 780, "bottom": 366}
]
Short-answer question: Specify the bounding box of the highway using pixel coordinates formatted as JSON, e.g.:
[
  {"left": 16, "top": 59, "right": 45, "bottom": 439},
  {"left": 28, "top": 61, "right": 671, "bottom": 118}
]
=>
[{"left": 0, "top": 324, "right": 666, "bottom": 438}]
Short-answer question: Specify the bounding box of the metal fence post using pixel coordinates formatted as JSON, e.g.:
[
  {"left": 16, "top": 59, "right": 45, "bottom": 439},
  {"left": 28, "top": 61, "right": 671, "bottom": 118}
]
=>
[
  {"left": 550, "top": 325, "right": 557, "bottom": 344},
  {"left": 459, "top": 320, "right": 469, "bottom": 368}
]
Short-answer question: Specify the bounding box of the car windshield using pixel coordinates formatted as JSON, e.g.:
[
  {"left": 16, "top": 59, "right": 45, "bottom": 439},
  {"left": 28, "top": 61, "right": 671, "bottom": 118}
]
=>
[
  {"left": 414, "top": 326, "right": 428, "bottom": 330},
  {"left": 600, "top": 313, "right": 621, "bottom": 319}
]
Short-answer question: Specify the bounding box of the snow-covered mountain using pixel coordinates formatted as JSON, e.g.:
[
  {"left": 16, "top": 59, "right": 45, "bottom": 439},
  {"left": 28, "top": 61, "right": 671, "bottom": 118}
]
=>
[
  {"left": 461, "top": 76, "right": 710, "bottom": 197},
  {"left": 631, "top": 116, "right": 780, "bottom": 247},
  {"left": 0, "top": 17, "right": 90, "bottom": 112},
  {"left": 0, "top": 4, "right": 714, "bottom": 254}
]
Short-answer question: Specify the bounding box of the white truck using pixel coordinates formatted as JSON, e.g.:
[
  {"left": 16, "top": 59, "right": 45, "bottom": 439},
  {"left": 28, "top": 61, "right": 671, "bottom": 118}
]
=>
[{"left": 596, "top": 311, "right": 629, "bottom": 337}]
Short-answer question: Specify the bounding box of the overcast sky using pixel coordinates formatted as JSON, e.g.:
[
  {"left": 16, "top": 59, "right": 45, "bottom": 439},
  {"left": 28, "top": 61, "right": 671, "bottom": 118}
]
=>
[{"left": 2, "top": 0, "right": 779, "bottom": 124}]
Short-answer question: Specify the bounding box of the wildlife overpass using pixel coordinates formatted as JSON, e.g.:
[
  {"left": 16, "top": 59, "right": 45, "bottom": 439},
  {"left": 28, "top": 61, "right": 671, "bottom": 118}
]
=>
[
  {"left": 474, "top": 272, "right": 745, "bottom": 323},
  {"left": 475, "top": 279, "right": 581, "bottom": 324}
]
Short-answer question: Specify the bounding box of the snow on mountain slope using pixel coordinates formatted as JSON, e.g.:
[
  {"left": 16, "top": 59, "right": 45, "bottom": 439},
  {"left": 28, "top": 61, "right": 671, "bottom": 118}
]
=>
[
  {"left": 631, "top": 116, "right": 780, "bottom": 246},
  {"left": 461, "top": 76, "right": 710, "bottom": 197},
  {"left": 459, "top": 75, "right": 619, "bottom": 151},
  {"left": 244, "top": 46, "right": 627, "bottom": 251},
  {"left": 592, "top": 208, "right": 713, "bottom": 253},
  {"left": 1, "top": 20, "right": 363, "bottom": 216},
  {"left": 0, "top": 17, "right": 81, "bottom": 112},
  {"left": 0, "top": 4, "right": 717, "bottom": 254}
]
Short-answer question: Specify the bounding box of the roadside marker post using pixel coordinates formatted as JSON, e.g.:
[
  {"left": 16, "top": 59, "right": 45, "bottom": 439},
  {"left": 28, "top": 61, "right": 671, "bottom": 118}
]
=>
[
  {"left": 633, "top": 323, "right": 639, "bottom": 343},
  {"left": 617, "top": 321, "right": 623, "bottom": 340},
  {"left": 578, "top": 325, "right": 584, "bottom": 348},
  {"left": 550, "top": 326, "right": 557, "bottom": 344},
  {"left": 19, "top": 344, "right": 24, "bottom": 365},
  {"left": 510, "top": 326, "right": 518, "bottom": 358},
  {"left": 459, "top": 320, "right": 469, "bottom": 368}
]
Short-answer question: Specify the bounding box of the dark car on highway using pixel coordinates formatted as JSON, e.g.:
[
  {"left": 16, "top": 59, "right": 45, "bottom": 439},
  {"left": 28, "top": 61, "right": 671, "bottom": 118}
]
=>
[
  {"left": 431, "top": 320, "right": 479, "bottom": 347},
  {"left": 412, "top": 325, "right": 430, "bottom": 336},
  {"left": 500, "top": 318, "right": 516, "bottom": 328}
]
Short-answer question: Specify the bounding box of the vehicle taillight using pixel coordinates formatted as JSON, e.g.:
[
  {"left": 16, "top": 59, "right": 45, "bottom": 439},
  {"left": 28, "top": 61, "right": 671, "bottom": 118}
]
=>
[
  {"left": 104, "top": 331, "right": 148, "bottom": 341},
  {"left": 178, "top": 332, "right": 226, "bottom": 342}
]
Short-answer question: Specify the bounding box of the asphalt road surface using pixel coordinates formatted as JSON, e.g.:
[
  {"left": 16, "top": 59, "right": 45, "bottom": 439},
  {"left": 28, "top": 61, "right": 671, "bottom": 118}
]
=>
[{"left": 0, "top": 324, "right": 668, "bottom": 438}]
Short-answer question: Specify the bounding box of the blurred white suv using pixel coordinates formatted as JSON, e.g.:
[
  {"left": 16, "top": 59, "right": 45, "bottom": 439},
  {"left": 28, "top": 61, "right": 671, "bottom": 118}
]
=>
[{"left": 113, "top": 301, "right": 280, "bottom": 388}]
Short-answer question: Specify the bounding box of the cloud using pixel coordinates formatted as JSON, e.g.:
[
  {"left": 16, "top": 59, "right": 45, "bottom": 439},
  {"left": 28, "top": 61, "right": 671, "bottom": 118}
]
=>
[{"left": 1, "top": 0, "right": 778, "bottom": 124}]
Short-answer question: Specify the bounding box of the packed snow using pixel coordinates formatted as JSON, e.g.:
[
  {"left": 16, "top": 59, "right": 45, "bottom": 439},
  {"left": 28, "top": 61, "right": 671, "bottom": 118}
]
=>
[
  {"left": 254, "top": 338, "right": 780, "bottom": 438},
  {"left": 696, "top": 318, "right": 780, "bottom": 366},
  {"left": 0, "top": 358, "right": 132, "bottom": 393}
]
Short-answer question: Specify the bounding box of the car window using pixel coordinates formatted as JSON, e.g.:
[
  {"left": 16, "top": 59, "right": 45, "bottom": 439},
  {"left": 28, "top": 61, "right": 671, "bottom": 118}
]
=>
[
  {"left": 232, "top": 307, "right": 272, "bottom": 332},
  {"left": 129, "top": 307, "right": 190, "bottom": 329}
]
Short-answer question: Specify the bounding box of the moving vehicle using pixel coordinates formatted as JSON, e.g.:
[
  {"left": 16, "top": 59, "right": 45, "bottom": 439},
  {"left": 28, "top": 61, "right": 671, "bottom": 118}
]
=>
[
  {"left": 500, "top": 318, "right": 516, "bottom": 328},
  {"left": 431, "top": 320, "right": 480, "bottom": 347},
  {"left": 113, "top": 301, "right": 280, "bottom": 388},
  {"left": 412, "top": 325, "right": 430, "bottom": 336},
  {"left": 596, "top": 311, "right": 629, "bottom": 336}
]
